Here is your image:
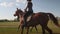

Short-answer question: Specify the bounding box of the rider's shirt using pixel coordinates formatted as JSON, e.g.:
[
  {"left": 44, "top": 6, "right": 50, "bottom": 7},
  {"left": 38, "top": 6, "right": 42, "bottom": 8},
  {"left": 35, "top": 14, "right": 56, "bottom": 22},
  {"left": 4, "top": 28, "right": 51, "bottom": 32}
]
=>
[{"left": 27, "top": 2, "right": 33, "bottom": 12}]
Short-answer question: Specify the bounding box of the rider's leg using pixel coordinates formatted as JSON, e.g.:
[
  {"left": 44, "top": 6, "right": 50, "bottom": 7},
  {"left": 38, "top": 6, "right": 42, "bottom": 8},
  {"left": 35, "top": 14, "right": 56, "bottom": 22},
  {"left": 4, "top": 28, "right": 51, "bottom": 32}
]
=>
[
  {"left": 24, "top": 12, "right": 30, "bottom": 26},
  {"left": 24, "top": 14, "right": 28, "bottom": 26},
  {"left": 24, "top": 11, "right": 33, "bottom": 26}
]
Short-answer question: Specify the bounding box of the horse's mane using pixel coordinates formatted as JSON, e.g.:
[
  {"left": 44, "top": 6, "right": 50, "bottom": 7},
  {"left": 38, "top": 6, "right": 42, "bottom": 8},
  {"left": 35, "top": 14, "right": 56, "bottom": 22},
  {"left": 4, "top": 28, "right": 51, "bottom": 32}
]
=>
[{"left": 18, "top": 9, "right": 25, "bottom": 16}]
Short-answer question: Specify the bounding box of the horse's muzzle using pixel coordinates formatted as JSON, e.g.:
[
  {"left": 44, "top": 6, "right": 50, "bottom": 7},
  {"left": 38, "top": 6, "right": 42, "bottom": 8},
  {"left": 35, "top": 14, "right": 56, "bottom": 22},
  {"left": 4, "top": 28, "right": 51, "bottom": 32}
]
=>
[{"left": 14, "top": 14, "right": 16, "bottom": 16}]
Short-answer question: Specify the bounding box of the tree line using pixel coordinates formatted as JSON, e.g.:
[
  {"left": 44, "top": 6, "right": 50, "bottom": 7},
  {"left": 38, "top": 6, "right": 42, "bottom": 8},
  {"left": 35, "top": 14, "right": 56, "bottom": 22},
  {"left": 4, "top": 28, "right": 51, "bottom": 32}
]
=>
[{"left": 0, "top": 18, "right": 19, "bottom": 22}]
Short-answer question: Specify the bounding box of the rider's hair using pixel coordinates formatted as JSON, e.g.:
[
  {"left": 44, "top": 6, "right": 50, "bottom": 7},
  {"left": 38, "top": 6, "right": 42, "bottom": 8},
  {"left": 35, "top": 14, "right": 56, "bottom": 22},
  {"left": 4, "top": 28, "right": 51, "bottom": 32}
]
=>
[{"left": 27, "top": 0, "right": 32, "bottom": 1}]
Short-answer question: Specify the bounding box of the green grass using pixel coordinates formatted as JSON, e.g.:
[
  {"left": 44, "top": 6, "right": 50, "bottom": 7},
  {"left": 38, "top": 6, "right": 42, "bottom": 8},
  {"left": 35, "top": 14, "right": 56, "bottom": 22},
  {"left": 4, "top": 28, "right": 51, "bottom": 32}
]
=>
[{"left": 0, "top": 21, "right": 60, "bottom": 34}]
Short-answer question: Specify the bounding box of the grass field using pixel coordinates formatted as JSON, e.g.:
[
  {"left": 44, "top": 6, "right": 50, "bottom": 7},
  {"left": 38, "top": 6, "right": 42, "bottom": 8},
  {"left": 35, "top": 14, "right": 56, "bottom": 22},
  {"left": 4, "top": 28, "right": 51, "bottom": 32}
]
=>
[{"left": 0, "top": 21, "right": 60, "bottom": 34}]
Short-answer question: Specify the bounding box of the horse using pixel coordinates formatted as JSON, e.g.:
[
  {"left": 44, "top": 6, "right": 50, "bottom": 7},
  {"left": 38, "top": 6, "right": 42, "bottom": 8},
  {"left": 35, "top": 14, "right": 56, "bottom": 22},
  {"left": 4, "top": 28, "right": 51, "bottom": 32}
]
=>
[
  {"left": 14, "top": 8, "right": 60, "bottom": 34},
  {"left": 15, "top": 8, "right": 38, "bottom": 32}
]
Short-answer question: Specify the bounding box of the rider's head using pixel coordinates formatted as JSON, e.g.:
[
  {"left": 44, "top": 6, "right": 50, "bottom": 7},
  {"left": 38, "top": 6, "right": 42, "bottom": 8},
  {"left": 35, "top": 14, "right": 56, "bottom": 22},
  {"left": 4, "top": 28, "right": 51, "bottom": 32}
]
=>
[{"left": 27, "top": 0, "right": 32, "bottom": 1}]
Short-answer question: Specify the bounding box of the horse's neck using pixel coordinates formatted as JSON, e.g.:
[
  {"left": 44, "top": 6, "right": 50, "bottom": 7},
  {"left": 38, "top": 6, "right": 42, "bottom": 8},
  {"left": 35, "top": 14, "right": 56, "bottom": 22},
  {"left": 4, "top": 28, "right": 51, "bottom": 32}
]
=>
[
  {"left": 18, "top": 14, "right": 23, "bottom": 25},
  {"left": 19, "top": 14, "right": 24, "bottom": 22}
]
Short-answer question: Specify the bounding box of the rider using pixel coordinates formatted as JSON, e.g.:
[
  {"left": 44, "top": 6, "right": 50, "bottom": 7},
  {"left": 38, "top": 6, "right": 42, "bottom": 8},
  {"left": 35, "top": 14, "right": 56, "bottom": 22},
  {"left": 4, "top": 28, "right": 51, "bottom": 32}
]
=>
[{"left": 24, "top": 0, "right": 33, "bottom": 26}]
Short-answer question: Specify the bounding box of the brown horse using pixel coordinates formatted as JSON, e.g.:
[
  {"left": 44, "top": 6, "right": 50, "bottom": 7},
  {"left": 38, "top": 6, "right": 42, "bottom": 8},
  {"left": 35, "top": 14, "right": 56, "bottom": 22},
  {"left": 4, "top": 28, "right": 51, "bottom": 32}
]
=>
[
  {"left": 15, "top": 9, "right": 38, "bottom": 32},
  {"left": 14, "top": 8, "right": 60, "bottom": 34},
  {"left": 17, "top": 16, "right": 37, "bottom": 32}
]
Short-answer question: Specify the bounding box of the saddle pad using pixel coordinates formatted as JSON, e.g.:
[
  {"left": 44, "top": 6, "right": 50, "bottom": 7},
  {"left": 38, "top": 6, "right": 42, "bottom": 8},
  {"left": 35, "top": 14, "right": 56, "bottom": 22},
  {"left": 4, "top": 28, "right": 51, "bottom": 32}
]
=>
[{"left": 27, "top": 15, "right": 32, "bottom": 22}]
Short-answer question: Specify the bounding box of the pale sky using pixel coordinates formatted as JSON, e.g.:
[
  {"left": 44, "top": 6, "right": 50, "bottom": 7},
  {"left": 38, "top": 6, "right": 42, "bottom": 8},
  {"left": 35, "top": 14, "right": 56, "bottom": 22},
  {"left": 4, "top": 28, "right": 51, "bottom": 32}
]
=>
[{"left": 0, "top": 0, "right": 60, "bottom": 20}]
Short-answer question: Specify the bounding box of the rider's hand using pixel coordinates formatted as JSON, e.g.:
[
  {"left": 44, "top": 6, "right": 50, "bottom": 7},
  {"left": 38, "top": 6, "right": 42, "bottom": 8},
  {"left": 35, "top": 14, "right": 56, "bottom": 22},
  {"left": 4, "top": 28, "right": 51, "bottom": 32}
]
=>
[{"left": 24, "top": 9, "right": 27, "bottom": 12}]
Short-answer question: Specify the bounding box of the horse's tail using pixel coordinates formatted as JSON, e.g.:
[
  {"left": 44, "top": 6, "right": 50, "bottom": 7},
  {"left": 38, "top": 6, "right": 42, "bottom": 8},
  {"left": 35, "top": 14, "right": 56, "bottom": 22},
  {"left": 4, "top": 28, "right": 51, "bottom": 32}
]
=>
[{"left": 47, "top": 13, "right": 60, "bottom": 27}]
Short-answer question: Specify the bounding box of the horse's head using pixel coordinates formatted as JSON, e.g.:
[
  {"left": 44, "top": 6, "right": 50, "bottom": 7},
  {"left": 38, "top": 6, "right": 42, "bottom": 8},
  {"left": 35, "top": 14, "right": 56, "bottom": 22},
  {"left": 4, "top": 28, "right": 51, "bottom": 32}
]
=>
[
  {"left": 14, "top": 8, "right": 24, "bottom": 26},
  {"left": 14, "top": 8, "right": 23, "bottom": 17}
]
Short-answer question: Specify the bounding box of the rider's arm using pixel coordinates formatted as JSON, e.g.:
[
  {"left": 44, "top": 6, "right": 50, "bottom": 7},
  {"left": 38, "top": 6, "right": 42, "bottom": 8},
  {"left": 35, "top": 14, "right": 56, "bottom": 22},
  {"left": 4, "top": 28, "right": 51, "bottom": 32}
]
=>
[
  {"left": 25, "top": 6, "right": 28, "bottom": 12},
  {"left": 25, "top": 7, "right": 28, "bottom": 10},
  {"left": 24, "top": 3, "right": 28, "bottom": 12}
]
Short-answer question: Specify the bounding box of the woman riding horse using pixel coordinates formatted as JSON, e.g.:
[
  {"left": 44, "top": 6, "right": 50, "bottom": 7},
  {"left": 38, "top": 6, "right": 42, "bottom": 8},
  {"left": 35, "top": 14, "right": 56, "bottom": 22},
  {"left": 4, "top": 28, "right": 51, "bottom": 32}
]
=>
[{"left": 24, "top": 0, "right": 33, "bottom": 26}]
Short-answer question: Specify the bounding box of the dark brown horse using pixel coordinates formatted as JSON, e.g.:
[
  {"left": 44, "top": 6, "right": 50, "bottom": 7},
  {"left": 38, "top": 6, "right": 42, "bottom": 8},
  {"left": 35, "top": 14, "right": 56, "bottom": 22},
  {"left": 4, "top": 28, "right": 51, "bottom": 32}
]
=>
[{"left": 14, "top": 8, "right": 60, "bottom": 34}]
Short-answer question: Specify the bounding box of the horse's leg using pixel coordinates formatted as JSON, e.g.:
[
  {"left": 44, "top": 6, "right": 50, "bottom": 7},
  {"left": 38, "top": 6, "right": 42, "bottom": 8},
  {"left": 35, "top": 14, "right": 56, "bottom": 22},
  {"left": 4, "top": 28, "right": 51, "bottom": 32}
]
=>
[
  {"left": 34, "top": 26, "right": 38, "bottom": 33},
  {"left": 21, "top": 25, "right": 24, "bottom": 34},
  {"left": 17, "top": 25, "right": 20, "bottom": 31},
  {"left": 45, "top": 26, "right": 52, "bottom": 34},
  {"left": 30, "top": 26, "right": 38, "bottom": 32},
  {"left": 34, "top": 26, "right": 38, "bottom": 34},
  {"left": 26, "top": 27, "right": 29, "bottom": 34},
  {"left": 30, "top": 27, "right": 33, "bottom": 32},
  {"left": 42, "top": 26, "right": 45, "bottom": 34}
]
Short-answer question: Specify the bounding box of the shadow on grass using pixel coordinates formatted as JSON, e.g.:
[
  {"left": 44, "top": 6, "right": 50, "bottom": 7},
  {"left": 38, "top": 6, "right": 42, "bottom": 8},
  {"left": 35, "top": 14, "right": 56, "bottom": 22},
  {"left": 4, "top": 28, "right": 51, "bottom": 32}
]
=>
[
  {"left": 46, "top": 33, "right": 60, "bottom": 34},
  {"left": 53, "top": 33, "right": 60, "bottom": 34}
]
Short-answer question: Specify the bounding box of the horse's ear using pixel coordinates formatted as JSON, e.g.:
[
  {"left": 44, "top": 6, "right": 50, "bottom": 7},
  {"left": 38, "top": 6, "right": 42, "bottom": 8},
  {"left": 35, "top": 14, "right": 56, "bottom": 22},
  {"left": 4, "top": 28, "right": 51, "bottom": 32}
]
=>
[{"left": 17, "top": 8, "right": 18, "bottom": 10}]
